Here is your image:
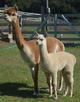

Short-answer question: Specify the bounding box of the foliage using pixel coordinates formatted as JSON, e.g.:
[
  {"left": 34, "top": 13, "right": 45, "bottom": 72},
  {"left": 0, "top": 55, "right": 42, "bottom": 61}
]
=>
[{"left": 1, "top": 0, "right": 80, "bottom": 13}]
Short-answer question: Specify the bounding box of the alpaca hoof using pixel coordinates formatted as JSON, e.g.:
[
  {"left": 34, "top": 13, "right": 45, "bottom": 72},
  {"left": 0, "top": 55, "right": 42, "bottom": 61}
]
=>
[
  {"left": 63, "top": 94, "right": 67, "bottom": 97},
  {"left": 69, "top": 94, "right": 73, "bottom": 97},
  {"left": 33, "top": 90, "right": 39, "bottom": 96},
  {"left": 49, "top": 95, "right": 53, "bottom": 98},
  {"left": 46, "top": 88, "right": 49, "bottom": 92},
  {"left": 58, "top": 88, "right": 62, "bottom": 92},
  {"left": 54, "top": 96, "right": 58, "bottom": 100},
  {"left": 33, "top": 92, "right": 39, "bottom": 96}
]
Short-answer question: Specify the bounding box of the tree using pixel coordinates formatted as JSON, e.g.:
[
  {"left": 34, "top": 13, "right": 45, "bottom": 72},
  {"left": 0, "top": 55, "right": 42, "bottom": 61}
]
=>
[
  {"left": 3, "top": 0, "right": 80, "bottom": 13},
  {"left": 0, "top": 0, "right": 6, "bottom": 7}
]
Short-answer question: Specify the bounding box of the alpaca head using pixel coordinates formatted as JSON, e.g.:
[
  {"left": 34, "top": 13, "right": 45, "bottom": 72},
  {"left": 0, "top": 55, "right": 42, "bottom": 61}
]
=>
[
  {"left": 36, "top": 34, "right": 46, "bottom": 47},
  {"left": 4, "top": 6, "right": 18, "bottom": 22}
]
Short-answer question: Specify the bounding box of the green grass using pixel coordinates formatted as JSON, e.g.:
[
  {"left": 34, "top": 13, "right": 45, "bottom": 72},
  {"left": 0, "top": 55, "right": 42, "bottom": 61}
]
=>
[{"left": 0, "top": 43, "right": 80, "bottom": 102}]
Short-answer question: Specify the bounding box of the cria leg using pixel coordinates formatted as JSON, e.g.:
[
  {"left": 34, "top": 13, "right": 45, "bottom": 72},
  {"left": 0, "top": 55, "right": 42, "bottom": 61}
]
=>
[
  {"left": 49, "top": 75, "right": 53, "bottom": 97},
  {"left": 68, "top": 73, "right": 74, "bottom": 97},
  {"left": 45, "top": 72, "right": 50, "bottom": 92},
  {"left": 62, "top": 69, "right": 69, "bottom": 96},
  {"left": 63, "top": 69, "right": 74, "bottom": 97},
  {"left": 45, "top": 73, "right": 54, "bottom": 97},
  {"left": 58, "top": 72, "right": 63, "bottom": 91},
  {"left": 63, "top": 86, "right": 68, "bottom": 96},
  {"left": 52, "top": 73, "right": 58, "bottom": 100}
]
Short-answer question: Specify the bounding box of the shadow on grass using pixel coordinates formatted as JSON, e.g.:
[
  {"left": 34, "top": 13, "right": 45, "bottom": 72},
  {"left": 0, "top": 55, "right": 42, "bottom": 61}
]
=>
[{"left": 0, "top": 82, "right": 43, "bottom": 98}]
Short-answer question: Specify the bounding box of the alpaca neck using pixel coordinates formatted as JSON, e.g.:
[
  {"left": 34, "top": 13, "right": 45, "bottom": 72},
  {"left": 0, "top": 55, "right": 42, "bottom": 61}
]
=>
[
  {"left": 12, "top": 18, "right": 24, "bottom": 49},
  {"left": 39, "top": 40, "right": 49, "bottom": 61},
  {"left": 11, "top": 18, "right": 35, "bottom": 64}
]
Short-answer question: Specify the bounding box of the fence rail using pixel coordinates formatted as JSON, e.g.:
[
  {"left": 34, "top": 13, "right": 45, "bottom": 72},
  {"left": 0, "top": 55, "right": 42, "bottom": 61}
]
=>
[{"left": 0, "top": 10, "right": 80, "bottom": 43}]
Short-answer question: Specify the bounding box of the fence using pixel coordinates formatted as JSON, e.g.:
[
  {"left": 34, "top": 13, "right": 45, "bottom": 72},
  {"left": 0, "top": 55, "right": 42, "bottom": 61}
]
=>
[
  {"left": 0, "top": 10, "right": 80, "bottom": 44},
  {"left": 20, "top": 13, "right": 80, "bottom": 44}
]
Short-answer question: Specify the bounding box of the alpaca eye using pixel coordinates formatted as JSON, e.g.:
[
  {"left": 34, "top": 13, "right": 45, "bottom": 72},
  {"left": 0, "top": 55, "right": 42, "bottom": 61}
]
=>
[
  {"left": 40, "top": 39, "right": 43, "bottom": 41},
  {"left": 12, "top": 13, "right": 15, "bottom": 16}
]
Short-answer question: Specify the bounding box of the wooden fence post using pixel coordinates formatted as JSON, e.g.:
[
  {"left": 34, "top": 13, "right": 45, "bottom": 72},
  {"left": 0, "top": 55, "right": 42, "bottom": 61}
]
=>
[
  {"left": 54, "top": 14, "right": 58, "bottom": 37},
  {"left": 8, "top": 22, "right": 14, "bottom": 43}
]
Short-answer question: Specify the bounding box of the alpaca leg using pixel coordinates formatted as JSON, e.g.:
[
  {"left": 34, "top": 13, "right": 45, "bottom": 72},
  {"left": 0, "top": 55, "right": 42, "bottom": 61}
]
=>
[
  {"left": 69, "top": 80, "right": 73, "bottom": 97},
  {"left": 31, "top": 67, "right": 35, "bottom": 94},
  {"left": 31, "top": 64, "right": 39, "bottom": 96},
  {"left": 44, "top": 72, "right": 52, "bottom": 92},
  {"left": 45, "top": 72, "right": 50, "bottom": 91},
  {"left": 44, "top": 73, "right": 53, "bottom": 97},
  {"left": 34, "top": 64, "right": 39, "bottom": 95},
  {"left": 52, "top": 73, "right": 58, "bottom": 100},
  {"left": 68, "top": 73, "right": 74, "bottom": 97},
  {"left": 66, "top": 70, "right": 74, "bottom": 97},
  {"left": 63, "top": 69, "right": 74, "bottom": 97},
  {"left": 58, "top": 72, "right": 63, "bottom": 91},
  {"left": 62, "top": 69, "right": 69, "bottom": 96},
  {"left": 63, "top": 86, "right": 68, "bottom": 96},
  {"left": 49, "top": 75, "right": 53, "bottom": 97}
]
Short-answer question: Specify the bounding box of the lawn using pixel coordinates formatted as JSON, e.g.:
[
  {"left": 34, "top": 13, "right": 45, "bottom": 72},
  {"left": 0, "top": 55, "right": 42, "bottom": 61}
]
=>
[{"left": 0, "top": 42, "right": 80, "bottom": 102}]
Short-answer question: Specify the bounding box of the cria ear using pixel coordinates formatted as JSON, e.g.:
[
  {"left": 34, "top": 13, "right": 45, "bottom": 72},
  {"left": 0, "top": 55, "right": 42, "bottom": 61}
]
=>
[
  {"left": 33, "top": 32, "right": 39, "bottom": 38},
  {"left": 44, "top": 31, "right": 48, "bottom": 37},
  {"left": 14, "top": 4, "right": 18, "bottom": 11},
  {"left": 35, "top": 32, "right": 39, "bottom": 36}
]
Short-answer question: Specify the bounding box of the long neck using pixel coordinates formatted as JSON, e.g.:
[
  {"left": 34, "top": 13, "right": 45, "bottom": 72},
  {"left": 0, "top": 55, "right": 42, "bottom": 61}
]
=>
[
  {"left": 12, "top": 18, "right": 24, "bottom": 49},
  {"left": 39, "top": 40, "right": 49, "bottom": 61}
]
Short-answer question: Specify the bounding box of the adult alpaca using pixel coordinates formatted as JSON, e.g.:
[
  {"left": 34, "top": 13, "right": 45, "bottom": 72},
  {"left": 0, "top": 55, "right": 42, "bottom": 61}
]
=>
[
  {"left": 36, "top": 34, "right": 76, "bottom": 99},
  {"left": 4, "top": 6, "right": 65, "bottom": 95}
]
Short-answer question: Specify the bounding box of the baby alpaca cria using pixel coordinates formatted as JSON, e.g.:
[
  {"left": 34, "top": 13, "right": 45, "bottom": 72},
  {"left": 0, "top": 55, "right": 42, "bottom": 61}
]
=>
[{"left": 37, "top": 34, "right": 76, "bottom": 99}]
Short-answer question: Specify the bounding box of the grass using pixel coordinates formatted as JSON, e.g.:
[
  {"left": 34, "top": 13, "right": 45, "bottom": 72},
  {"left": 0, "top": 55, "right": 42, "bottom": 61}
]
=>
[{"left": 0, "top": 42, "right": 80, "bottom": 102}]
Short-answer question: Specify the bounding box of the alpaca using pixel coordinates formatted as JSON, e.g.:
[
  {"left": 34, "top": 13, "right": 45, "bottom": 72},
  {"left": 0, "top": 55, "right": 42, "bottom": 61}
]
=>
[
  {"left": 3, "top": 6, "right": 65, "bottom": 95},
  {"left": 36, "top": 34, "right": 76, "bottom": 99}
]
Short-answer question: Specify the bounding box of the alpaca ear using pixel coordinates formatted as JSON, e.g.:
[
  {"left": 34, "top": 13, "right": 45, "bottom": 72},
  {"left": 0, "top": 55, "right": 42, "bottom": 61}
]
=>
[
  {"left": 34, "top": 32, "right": 39, "bottom": 38},
  {"left": 35, "top": 32, "right": 39, "bottom": 36},
  {"left": 44, "top": 31, "right": 48, "bottom": 37},
  {"left": 32, "top": 32, "right": 39, "bottom": 39},
  {"left": 14, "top": 4, "right": 18, "bottom": 11}
]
